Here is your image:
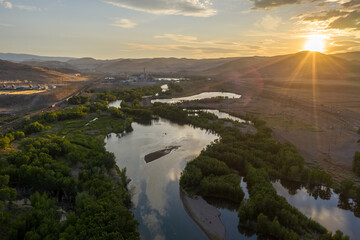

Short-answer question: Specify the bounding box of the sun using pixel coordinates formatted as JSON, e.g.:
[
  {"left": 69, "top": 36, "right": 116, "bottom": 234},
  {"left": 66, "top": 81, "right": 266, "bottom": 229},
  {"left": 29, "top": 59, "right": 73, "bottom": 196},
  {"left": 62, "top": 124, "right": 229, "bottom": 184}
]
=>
[{"left": 304, "top": 35, "right": 326, "bottom": 52}]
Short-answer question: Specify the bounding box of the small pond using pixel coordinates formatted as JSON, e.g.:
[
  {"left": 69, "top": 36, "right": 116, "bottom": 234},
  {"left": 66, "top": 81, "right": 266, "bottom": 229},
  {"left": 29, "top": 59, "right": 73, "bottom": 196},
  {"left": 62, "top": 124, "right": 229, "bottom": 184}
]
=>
[{"left": 108, "top": 100, "right": 122, "bottom": 108}]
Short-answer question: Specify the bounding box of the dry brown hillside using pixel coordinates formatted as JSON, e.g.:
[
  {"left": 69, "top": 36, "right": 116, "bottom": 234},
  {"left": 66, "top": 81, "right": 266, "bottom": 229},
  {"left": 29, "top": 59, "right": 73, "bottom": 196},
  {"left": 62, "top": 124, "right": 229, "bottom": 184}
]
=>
[
  {"left": 205, "top": 51, "right": 360, "bottom": 79},
  {"left": 67, "top": 57, "right": 240, "bottom": 74},
  {"left": 0, "top": 60, "right": 87, "bottom": 84}
]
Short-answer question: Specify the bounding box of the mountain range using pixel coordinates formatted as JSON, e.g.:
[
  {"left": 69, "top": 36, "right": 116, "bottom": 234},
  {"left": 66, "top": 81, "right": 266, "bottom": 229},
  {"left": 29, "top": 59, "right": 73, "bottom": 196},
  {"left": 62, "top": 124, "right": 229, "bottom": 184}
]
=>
[{"left": 0, "top": 51, "right": 359, "bottom": 82}]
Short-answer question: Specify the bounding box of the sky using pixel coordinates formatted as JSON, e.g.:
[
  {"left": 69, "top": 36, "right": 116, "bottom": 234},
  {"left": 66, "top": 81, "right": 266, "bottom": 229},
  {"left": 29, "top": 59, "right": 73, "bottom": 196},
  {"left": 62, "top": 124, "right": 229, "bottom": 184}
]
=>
[{"left": 0, "top": 0, "right": 359, "bottom": 59}]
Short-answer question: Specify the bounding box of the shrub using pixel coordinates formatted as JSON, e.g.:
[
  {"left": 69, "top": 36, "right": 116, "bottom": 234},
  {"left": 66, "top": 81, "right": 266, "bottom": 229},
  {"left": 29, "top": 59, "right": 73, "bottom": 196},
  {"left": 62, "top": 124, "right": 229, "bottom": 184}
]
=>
[
  {"left": 353, "top": 152, "right": 360, "bottom": 176},
  {"left": 0, "top": 137, "right": 11, "bottom": 149},
  {"left": 24, "top": 121, "right": 46, "bottom": 134},
  {"left": 69, "top": 95, "right": 90, "bottom": 105}
]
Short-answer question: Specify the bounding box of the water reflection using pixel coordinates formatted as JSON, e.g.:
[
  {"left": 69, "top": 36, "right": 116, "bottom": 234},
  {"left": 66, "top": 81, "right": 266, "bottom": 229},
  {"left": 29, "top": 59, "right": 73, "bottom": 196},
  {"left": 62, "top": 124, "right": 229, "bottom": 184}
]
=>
[
  {"left": 273, "top": 180, "right": 360, "bottom": 239},
  {"left": 155, "top": 77, "right": 187, "bottom": 81},
  {"left": 151, "top": 92, "right": 242, "bottom": 104},
  {"left": 105, "top": 118, "right": 218, "bottom": 240},
  {"left": 161, "top": 84, "right": 169, "bottom": 92},
  {"left": 108, "top": 100, "right": 122, "bottom": 108},
  {"left": 187, "top": 109, "right": 247, "bottom": 123},
  {"left": 204, "top": 177, "right": 256, "bottom": 240}
]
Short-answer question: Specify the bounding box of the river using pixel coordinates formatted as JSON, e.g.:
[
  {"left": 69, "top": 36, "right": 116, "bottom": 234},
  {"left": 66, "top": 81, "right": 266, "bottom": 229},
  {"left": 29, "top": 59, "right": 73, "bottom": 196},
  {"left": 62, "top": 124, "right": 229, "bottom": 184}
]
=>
[
  {"left": 105, "top": 94, "right": 359, "bottom": 239},
  {"left": 105, "top": 118, "right": 218, "bottom": 240},
  {"left": 151, "top": 92, "right": 242, "bottom": 104}
]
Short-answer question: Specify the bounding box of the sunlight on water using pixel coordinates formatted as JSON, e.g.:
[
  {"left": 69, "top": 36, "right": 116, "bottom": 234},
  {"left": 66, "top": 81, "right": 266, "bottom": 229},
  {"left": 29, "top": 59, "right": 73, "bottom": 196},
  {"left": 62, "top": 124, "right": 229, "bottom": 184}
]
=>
[{"left": 151, "top": 92, "right": 242, "bottom": 104}]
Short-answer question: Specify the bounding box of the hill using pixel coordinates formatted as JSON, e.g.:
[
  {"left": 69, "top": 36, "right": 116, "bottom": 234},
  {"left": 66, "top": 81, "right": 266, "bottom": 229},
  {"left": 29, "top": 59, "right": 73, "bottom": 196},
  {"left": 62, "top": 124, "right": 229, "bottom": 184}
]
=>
[
  {"left": 0, "top": 60, "right": 86, "bottom": 84},
  {"left": 0, "top": 53, "right": 74, "bottom": 62},
  {"left": 2, "top": 51, "right": 359, "bottom": 78},
  {"left": 332, "top": 51, "right": 360, "bottom": 63},
  {"left": 21, "top": 60, "right": 80, "bottom": 74},
  {"left": 66, "top": 51, "right": 360, "bottom": 77},
  {"left": 204, "top": 51, "right": 360, "bottom": 79},
  {"left": 67, "top": 57, "right": 240, "bottom": 74}
]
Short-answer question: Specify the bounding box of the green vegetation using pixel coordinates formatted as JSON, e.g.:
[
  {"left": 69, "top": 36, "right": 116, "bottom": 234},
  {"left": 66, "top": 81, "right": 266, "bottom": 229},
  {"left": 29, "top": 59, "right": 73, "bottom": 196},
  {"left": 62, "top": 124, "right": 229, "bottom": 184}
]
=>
[
  {"left": 0, "top": 131, "right": 25, "bottom": 149},
  {"left": 108, "top": 106, "right": 124, "bottom": 118},
  {"left": 0, "top": 174, "right": 17, "bottom": 205},
  {"left": 0, "top": 115, "right": 19, "bottom": 126},
  {"left": 0, "top": 173, "right": 17, "bottom": 237},
  {"left": 150, "top": 103, "right": 349, "bottom": 239},
  {"left": 97, "top": 86, "right": 161, "bottom": 103},
  {"left": 352, "top": 127, "right": 360, "bottom": 178},
  {"left": 200, "top": 174, "right": 244, "bottom": 202},
  {"left": 159, "top": 82, "right": 183, "bottom": 96},
  {"left": 168, "top": 82, "right": 183, "bottom": 93},
  {"left": 353, "top": 152, "right": 360, "bottom": 177},
  {"left": 38, "top": 106, "right": 90, "bottom": 123},
  {"left": 0, "top": 136, "right": 11, "bottom": 150},
  {"left": 23, "top": 121, "right": 46, "bottom": 134},
  {"left": 122, "top": 107, "right": 153, "bottom": 121},
  {"left": 180, "top": 156, "right": 244, "bottom": 202},
  {"left": 68, "top": 95, "right": 90, "bottom": 105},
  {"left": 0, "top": 126, "right": 139, "bottom": 239}
]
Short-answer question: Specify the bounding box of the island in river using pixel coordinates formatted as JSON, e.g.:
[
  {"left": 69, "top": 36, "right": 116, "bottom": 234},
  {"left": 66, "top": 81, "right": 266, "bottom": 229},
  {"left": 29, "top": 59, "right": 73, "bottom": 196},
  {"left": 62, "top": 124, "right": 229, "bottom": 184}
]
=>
[{"left": 144, "top": 146, "right": 180, "bottom": 163}]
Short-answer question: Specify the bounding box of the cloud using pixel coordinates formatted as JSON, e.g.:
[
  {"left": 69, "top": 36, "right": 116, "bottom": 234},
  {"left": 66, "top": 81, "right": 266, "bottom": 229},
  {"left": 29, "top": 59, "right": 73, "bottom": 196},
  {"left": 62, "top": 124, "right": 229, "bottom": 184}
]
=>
[
  {"left": 102, "top": 0, "right": 217, "bottom": 17},
  {"left": 111, "top": 19, "right": 137, "bottom": 28},
  {"left": 0, "top": 0, "right": 12, "bottom": 8},
  {"left": 327, "top": 39, "right": 360, "bottom": 53},
  {"left": 328, "top": 11, "right": 360, "bottom": 30},
  {"left": 295, "top": 0, "right": 360, "bottom": 31},
  {"left": 154, "top": 33, "right": 242, "bottom": 47},
  {"left": 300, "top": 10, "right": 345, "bottom": 22},
  {"left": 249, "top": 0, "right": 301, "bottom": 10},
  {"left": 0, "top": 23, "right": 13, "bottom": 27},
  {"left": 126, "top": 42, "right": 262, "bottom": 57},
  {"left": 342, "top": 0, "right": 360, "bottom": 9},
  {"left": 154, "top": 34, "right": 198, "bottom": 43},
  {"left": 4, "top": 1, "right": 11, "bottom": 8},
  {"left": 255, "top": 15, "right": 282, "bottom": 30},
  {"left": 15, "top": 5, "right": 43, "bottom": 11}
]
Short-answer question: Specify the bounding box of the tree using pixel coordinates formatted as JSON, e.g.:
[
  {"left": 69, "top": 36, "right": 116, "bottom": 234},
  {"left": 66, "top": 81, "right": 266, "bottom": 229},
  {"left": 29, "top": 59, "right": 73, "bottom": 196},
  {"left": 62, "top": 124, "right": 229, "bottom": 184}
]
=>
[
  {"left": 340, "top": 179, "right": 354, "bottom": 197},
  {"left": 24, "top": 121, "right": 46, "bottom": 134},
  {"left": 257, "top": 213, "right": 270, "bottom": 233},
  {"left": 353, "top": 152, "right": 360, "bottom": 177},
  {"left": 180, "top": 165, "right": 203, "bottom": 191},
  {"left": 0, "top": 175, "right": 17, "bottom": 202},
  {"left": 0, "top": 136, "right": 11, "bottom": 149},
  {"left": 9, "top": 192, "right": 61, "bottom": 240},
  {"left": 68, "top": 95, "right": 90, "bottom": 105}
]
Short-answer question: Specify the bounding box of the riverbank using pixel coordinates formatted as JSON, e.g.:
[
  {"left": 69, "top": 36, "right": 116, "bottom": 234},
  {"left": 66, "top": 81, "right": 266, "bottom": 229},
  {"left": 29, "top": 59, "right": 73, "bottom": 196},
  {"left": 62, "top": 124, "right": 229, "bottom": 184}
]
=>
[{"left": 180, "top": 189, "right": 226, "bottom": 240}]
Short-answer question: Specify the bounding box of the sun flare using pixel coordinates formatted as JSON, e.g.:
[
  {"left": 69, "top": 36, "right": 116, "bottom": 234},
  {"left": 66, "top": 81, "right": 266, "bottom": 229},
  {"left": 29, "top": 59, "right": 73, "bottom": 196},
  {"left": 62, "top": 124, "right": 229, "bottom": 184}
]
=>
[{"left": 304, "top": 35, "right": 326, "bottom": 52}]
